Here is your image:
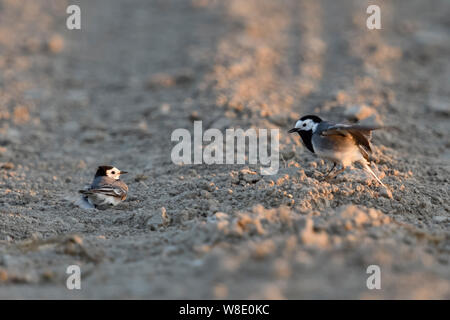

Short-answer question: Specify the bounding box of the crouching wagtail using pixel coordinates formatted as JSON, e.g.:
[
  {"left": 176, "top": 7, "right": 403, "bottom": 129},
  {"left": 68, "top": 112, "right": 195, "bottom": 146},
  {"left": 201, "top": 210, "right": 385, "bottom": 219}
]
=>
[
  {"left": 79, "top": 165, "right": 128, "bottom": 208},
  {"left": 288, "top": 115, "right": 391, "bottom": 195}
]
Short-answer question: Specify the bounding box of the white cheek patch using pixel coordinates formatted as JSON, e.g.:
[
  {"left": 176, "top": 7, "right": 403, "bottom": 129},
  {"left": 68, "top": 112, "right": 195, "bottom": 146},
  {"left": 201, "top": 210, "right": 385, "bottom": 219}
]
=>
[
  {"left": 107, "top": 167, "right": 121, "bottom": 180},
  {"left": 304, "top": 120, "right": 312, "bottom": 130},
  {"left": 295, "top": 119, "right": 317, "bottom": 131}
]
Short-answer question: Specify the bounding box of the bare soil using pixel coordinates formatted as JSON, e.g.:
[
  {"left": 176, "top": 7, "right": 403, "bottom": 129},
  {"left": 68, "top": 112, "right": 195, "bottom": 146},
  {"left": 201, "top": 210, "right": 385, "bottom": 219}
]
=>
[{"left": 0, "top": 0, "right": 449, "bottom": 299}]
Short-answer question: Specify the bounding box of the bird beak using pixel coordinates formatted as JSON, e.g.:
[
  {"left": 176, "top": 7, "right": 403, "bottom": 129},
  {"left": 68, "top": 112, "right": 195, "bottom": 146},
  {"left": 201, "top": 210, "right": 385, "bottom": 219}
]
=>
[
  {"left": 120, "top": 171, "right": 128, "bottom": 174},
  {"left": 288, "top": 128, "right": 298, "bottom": 133}
]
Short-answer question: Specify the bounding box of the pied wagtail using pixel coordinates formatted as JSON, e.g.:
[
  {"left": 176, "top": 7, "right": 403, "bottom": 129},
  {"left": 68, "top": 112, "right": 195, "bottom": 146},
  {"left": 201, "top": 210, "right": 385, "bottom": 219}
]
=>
[
  {"left": 288, "top": 115, "right": 391, "bottom": 193},
  {"left": 79, "top": 165, "right": 129, "bottom": 208}
]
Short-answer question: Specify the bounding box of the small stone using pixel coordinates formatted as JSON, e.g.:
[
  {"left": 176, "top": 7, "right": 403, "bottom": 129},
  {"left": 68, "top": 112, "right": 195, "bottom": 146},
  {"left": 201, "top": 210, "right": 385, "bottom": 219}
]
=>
[
  {"left": 299, "top": 218, "right": 328, "bottom": 248},
  {"left": 433, "top": 216, "right": 448, "bottom": 223},
  {"left": 281, "top": 150, "right": 295, "bottom": 160},
  {"left": 68, "top": 235, "right": 83, "bottom": 245},
  {"left": 41, "top": 270, "right": 55, "bottom": 282},
  {"left": 428, "top": 98, "right": 450, "bottom": 115},
  {"left": 0, "top": 269, "right": 8, "bottom": 282},
  {"left": 161, "top": 207, "right": 170, "bottom": 226},
  {"left": 189, "top": 111, "right": 201, "bottom": 121},
  {"left": 274, "top": 259, "right": 291, "bottom": 278},
  {"left": 81, "top": 130, "right": 106, "bottom": 143},
  {"left": 335, "top": 91, "right": 349, "bottom": 104},
  {"left": 146, "top": 73, "right": 175, "bottom": 88},
  {"left": 146, "top": 70, "right": 193, "bottom": 89},
  {"left": 160, "top": 103, "right": 171, "bottom": 115},
  {"left": 47, "top": 34, "right": 65, "bottom": 53},
  {"left": 77, "top": 160, "right": 87, "bottom": 169},
  {"left": 200, "top": 190, "right": 212, "bottom": 199},
  {"left": 239, "top": 168, "right": 261, "bottom": 183},
  {"left": 345, "top": 104, "right": 376, "bottom": 121},
  {"left": 213, "top": 284, "right": 228, "bottom": 299},
  {"left": 1, "top": 162, "right": 15, "bottom": 170},
  {"left": 353, "top": 211, "right": 369, "bottom": 226},
  {"left": 199, "top": 181, "right": 215, "bottom": 192},
  {"left": 215, "top": 212, "right": 229, "bottom": 220},
  {"left": 174, "top": 71, "right": 194, "bottom": 85},
  {"left": 13, "top": 106, "right": 30, "bottom": 124},
  {"left": 368, "top": 209, "right": 380, "bottom": 219},
  {"left": 134, "top": 174, "right": 149, "bottom": 182},
  {"left": 380, "top": 187, "right": 393, "bottom": 199}
]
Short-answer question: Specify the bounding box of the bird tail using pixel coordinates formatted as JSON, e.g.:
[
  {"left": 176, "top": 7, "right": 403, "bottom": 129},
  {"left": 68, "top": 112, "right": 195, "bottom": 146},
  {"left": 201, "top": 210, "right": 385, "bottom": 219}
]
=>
[
  {"left": 361, "top": 162, "right": 392, "bottom": 198},
  {"left": 77, "top": 196, "right": 96, "bottom": 209},
  {"left": 362, "top": 162, "right": 385, "bottom": 187}
]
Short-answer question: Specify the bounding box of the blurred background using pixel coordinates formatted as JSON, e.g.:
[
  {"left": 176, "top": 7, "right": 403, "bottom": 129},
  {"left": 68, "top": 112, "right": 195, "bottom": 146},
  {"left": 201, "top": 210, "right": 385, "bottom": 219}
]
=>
[{"left": 0, "top": 0, "right": 449, "bottom": 299}]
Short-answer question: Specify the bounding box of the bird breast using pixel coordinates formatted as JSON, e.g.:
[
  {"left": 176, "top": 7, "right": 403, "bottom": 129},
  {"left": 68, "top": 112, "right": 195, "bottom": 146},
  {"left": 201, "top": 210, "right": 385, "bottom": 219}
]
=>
[{"left": 312, "top": 134, "right": 364, "bottom": 166}]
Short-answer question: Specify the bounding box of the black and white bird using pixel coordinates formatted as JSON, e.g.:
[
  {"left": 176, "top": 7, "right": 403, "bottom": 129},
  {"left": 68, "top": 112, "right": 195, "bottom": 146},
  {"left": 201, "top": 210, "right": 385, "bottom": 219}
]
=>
[
  {"left": 79, "top": 165, "right": 128, "bottom": 208},
  {"left": 288, "top": 115, "right": 390, "bottom": 191}
]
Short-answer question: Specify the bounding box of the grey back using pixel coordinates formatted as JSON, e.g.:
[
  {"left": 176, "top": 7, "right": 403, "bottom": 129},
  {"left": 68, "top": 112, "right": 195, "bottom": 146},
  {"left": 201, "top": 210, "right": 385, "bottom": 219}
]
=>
[{"left": 90, "top": 176, "right": 128, "bottom": 192}]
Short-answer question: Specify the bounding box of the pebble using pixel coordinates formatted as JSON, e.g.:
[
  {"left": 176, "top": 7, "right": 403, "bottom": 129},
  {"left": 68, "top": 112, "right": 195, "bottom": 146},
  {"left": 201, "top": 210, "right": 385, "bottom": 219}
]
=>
[
  {"left": 1, "top": 162, "right": 15, "bottom": 170},
  {"left": 146, "top": 207, "right": 170, "bottom": 230},
  {"left": 299, "top": 218, "right": 329, "bottom": 248},
  {"left": 47, "top": 34, "right": 65, "bottom": 53},
  {"left": 432, "top": 216, "right": 448, "bottom": 223},
  {"left": 239, "top": 168, "right": 261, "bottom": 183},
  {"left": 344, "top": 104, "right": 376, "bottom": 121},
  {"left": 428, "top": 98, "right": 450, "bottom": 115},
  {"left": 281, "top": 150, "right": 295, "bottom": 160},
  {"left": 380, "top": 187, "right": 393, "bottom": 199}
]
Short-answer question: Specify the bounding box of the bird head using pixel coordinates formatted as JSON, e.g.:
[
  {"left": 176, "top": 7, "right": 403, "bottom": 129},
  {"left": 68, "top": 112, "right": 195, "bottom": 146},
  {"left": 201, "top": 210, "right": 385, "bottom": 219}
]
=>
[
  {"left": 95, "top": 165, "right": 128, "bottom": 180},
  {"left": 288, "top": 115, "right": 322, "bottom": 134}
]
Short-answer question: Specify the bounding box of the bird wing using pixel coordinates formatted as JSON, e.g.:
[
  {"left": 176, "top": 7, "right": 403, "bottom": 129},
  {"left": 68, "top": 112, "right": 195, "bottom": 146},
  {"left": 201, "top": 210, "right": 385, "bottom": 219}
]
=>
[
  {"left": 79, "top": 183, "right": 127, "bottom": 200},
  {"left": 319, "top": 123, "right": 383, "bottom": 154}
]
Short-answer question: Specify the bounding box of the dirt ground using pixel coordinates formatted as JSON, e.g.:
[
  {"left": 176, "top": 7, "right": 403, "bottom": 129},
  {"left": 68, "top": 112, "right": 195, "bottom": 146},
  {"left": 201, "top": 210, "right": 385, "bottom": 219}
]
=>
[{"left": 0, "top": 0, "right": 449, "bottom": 299}]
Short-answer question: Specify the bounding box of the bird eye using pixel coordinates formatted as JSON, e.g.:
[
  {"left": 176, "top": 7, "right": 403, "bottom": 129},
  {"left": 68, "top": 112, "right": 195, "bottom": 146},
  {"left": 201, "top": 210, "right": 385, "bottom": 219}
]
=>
[
  {"left": 111, "top": 171, "right": 116, "bottom": 174},
  {"left": 303, "top": 123, "right": 306, "bottom": 127}
]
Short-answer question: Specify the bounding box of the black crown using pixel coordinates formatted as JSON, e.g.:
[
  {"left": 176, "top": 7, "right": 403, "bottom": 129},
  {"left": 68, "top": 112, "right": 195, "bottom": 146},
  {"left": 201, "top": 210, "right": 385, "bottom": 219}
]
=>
[{"left": 299, "top": 115, "right": 323, "bottom": 123}]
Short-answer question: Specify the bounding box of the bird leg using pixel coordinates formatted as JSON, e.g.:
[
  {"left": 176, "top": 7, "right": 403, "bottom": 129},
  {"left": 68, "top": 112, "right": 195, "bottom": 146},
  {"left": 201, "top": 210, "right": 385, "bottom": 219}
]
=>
[
  {"left": 322, "top": 162, "right": 336, "bottom": 179},
  {"left": 324, "top": 163, "right": 345, "bottom": 181}
]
